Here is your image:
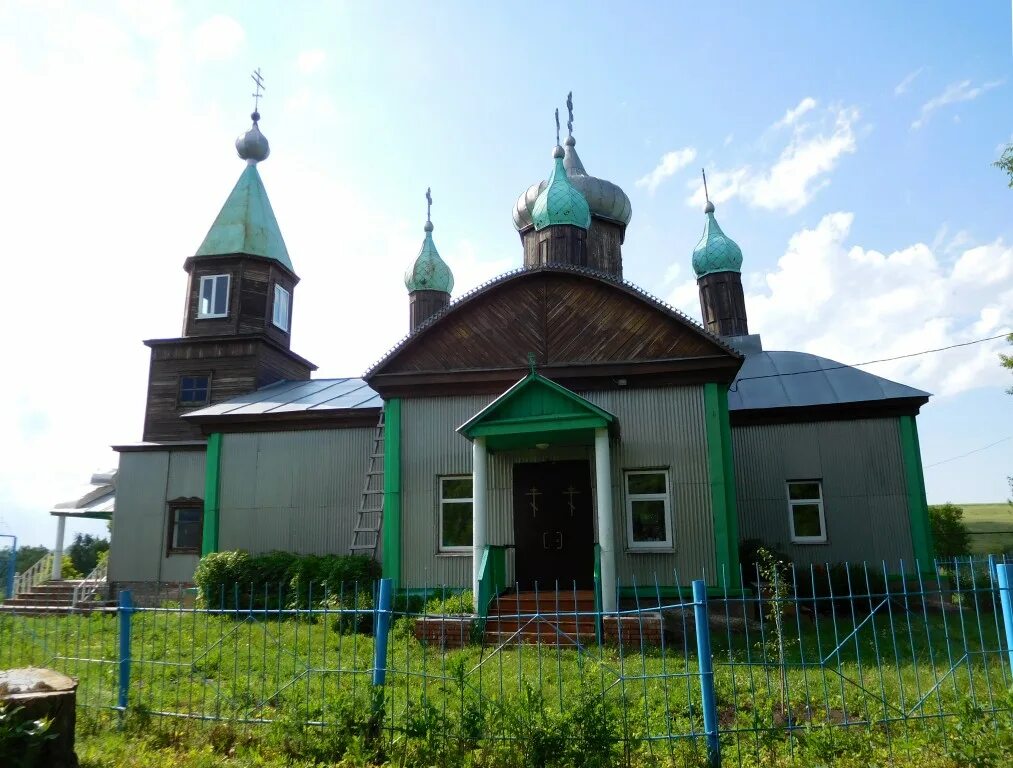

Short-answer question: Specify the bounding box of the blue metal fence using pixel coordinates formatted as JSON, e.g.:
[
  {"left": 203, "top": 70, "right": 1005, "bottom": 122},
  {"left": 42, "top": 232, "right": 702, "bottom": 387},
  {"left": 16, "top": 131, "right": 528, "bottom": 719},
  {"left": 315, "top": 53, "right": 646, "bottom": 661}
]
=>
[{"left": 2, "top": 557, "right": 1013, "bottom": 766}]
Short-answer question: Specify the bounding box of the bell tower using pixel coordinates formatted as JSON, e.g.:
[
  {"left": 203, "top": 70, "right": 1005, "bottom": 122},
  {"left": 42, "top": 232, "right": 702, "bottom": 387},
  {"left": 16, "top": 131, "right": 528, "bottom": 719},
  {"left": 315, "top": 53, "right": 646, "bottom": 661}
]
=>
[
  {"left": 141, "top": 79, "right": 315, "bottom": 442},
  {"left": 405, "top": 188, "right": 454, "bottom": 332},
  {"left": 693, "top": 170, "right": 748, "bottom": 338}
]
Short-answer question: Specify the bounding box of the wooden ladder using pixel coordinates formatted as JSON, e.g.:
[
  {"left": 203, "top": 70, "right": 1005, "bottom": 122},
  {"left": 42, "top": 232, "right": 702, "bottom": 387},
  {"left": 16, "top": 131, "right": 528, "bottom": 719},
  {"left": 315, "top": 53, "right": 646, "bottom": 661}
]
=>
[{"left": 349, "top": 410, "right": 385, "bottom": 558}]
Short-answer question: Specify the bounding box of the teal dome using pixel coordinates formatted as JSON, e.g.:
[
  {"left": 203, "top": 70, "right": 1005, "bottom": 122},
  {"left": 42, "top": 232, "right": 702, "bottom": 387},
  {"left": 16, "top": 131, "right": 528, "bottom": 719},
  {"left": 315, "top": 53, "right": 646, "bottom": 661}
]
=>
[
  {"left": 531, "top": 146, "right": 591, "bottom": 231},
  {"left": 405, "top": 221, "right": 454, "bottom": 293},
  {"left": 692, "top": 205, "right": 743, "bottom": 277}
]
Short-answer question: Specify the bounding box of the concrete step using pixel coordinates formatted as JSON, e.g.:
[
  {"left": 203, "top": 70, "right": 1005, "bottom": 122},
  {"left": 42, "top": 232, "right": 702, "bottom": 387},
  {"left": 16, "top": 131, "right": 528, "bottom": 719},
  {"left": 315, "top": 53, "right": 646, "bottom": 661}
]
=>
[
  {"left": 483, "top": 629, "right": 596, "bottom": 646},
  {"left": 0, "top": 603, "right": 116, "bottom": 617}
]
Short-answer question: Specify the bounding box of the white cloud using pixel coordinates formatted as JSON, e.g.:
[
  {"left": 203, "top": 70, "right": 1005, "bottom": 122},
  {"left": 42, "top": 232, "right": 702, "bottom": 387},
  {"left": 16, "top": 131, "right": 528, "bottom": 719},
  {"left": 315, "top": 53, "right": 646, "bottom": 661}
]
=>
[
  {"left": 635, "top": 147, "right": 697, "bottom": 193},
  {"left": 911, "top": 78, "right": 1003, "bottom": 129},
  {"left": 687, "top": 103, "right": 859, "bottom": 213},
  {"left": 192, "top": 14, "right": 245, "bottom": 61},
  {"left": 894, "top": 67, "right": 924, "bottom": 96},
  {"left": 773, "top": 97, "right": 816, "bottom": 128},
  {"left": 670, "top": 213, "right": 1013, "bottom": 397},
  {"left": 296, "top": 49, "right": 326, "bottom": 74}
]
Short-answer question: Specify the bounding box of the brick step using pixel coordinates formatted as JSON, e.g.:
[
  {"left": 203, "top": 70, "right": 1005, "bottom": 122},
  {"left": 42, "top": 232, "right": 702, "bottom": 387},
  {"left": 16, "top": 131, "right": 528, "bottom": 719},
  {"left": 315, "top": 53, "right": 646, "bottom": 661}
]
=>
[
  {"left": 482, "top": 616, "right": 599, "bottom": 633},
  {"left": 0, "top": 603, "right": 115, "bottom": 617},
  {"left": 490, "top": 592, "right": 598, "bottom": 613},
  {"left": 5, "top": 597, "right": 76, "bottom": 607},
  {"left": 483, "top": 630, "right": 596, "bottom": 646}
]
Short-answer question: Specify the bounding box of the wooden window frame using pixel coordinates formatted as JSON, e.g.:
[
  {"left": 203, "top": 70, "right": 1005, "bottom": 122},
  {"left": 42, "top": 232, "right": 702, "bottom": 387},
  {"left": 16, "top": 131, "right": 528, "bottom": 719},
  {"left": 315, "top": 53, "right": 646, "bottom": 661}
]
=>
[
  {"left": 438, "top": 475, "right": 473, "bottom": 555},
  {"left": 166, "top": 499, "right": 204, "bottom": 556},
  {"left": 272, "top": 283, "right": 291, "bottom": 331},
  {"left": 624, "top": 469, "right": 674, "bottom": 552},
  {"left": 177, "top": 373, "right": 212, "bottom": 407},
  {"left": 197, "top": 274, "right": 230, "bottom": 319},
  {"left": 786, "top": 479, "right": 827, "bottom": 544}
]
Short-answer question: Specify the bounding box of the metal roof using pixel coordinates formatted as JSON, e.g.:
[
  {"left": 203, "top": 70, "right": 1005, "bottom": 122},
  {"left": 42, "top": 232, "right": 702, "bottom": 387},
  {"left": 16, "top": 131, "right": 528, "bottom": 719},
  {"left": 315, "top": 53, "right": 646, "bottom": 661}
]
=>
[
  {"left": 184, "top": 378, "right": 382, "bottom": 419},
  {"left": 728, "top": 347, "right": 930, "bottom": 412},
  {"left": 50, "top": 470, "right": 116, "bottom": 519}
]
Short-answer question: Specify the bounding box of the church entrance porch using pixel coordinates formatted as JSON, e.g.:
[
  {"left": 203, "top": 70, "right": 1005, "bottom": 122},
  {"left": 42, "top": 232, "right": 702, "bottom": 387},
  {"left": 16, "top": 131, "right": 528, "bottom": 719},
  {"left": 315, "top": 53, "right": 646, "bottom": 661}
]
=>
[{"left": 512, "top": 460, "right": 594, "bottom": 590}]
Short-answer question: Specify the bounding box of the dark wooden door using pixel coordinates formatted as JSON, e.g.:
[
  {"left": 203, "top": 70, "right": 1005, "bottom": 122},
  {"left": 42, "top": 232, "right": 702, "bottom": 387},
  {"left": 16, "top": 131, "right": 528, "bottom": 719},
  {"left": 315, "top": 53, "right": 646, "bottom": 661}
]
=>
[{"left": 512, "top": 460, "right": 594, "bottom": 590}]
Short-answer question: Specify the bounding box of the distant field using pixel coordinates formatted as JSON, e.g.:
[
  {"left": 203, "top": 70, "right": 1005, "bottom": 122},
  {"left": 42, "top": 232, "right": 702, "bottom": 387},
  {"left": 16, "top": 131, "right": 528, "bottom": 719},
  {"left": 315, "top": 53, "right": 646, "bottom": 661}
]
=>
[{"left": 957, "top": 502, "right": 1013, "bottom": 555}]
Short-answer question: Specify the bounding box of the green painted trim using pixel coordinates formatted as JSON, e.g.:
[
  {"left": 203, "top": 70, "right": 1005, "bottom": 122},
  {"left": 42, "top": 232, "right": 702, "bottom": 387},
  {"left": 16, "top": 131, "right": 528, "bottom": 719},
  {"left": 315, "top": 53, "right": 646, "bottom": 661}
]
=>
[
  {"left": 718, "top": 387, "right": 740, "bottom": 577},
  {"left": 899, "top": 415, "right": 933, "bottom": 569},
  {"left": 382, "top": 399, "right": 402, "bottom": 589},
  {"left": 459, "top": 372, "right": 614, "bottom": 439},
  {"left": 466, "top": 413, "right": 608, "bottom": 437},
  {"left": 703, "top": 384, "right": 737, "bottom": 584},
  {"left": 201, "top": 433, "right": 222, "bottom": 557}
]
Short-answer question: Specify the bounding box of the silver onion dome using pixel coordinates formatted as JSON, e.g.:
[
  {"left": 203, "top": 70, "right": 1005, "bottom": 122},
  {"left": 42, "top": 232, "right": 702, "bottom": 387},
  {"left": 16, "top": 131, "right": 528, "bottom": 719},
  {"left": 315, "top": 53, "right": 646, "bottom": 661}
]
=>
[
  {"left": 513, "top": 134, "right": 631, "bottom": 231},
  {"left": 236, "top": 111, "right": 270, "bottom": 163}
]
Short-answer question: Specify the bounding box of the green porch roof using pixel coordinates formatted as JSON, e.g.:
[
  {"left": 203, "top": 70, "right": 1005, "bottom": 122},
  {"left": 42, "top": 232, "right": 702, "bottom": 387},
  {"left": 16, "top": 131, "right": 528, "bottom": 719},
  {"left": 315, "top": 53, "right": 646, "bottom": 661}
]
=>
[
  {"left": 458, "top": 372, "right": 614, "bottom": 452},
  {"left": 195, "top": 164, "right": 293, "bottom": 271}
]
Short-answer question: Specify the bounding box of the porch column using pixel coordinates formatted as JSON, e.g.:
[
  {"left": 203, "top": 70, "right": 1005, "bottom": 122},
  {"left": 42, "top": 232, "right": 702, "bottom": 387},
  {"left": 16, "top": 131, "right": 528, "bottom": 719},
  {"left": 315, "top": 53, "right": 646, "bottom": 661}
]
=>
[
  {"left": 594, "top": 427, "right": 617, "bottom": 612},
  {"left": 472, "top": 436, "right": 489, "bottom": 610},
  {"left": 52, "top": 515, "right": 66, "bottom": 580}
]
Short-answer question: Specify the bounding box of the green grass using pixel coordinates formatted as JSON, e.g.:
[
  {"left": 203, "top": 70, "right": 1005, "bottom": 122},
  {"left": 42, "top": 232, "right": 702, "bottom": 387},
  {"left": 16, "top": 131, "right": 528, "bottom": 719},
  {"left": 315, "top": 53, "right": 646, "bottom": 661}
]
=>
[
  {"left": 958, "top": 502, "right": 1013, "bottom": 555},
  {"left": 4, "top": 592, "right": 1013, "bottom": 766}
]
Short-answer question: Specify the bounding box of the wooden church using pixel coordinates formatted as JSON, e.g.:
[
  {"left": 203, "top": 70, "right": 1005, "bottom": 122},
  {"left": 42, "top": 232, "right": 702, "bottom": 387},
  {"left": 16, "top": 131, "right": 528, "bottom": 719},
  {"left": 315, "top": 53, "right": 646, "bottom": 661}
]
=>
[{"left": 108, "top": 97, "right": 933, "bottom": 608}]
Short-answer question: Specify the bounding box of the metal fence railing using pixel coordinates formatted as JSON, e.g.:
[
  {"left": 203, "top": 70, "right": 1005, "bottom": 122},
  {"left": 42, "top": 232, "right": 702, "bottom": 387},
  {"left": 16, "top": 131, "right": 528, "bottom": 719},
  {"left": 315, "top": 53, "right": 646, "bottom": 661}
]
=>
[{"left": 2, "top": 556, "right": 1013, "bottom": 767}]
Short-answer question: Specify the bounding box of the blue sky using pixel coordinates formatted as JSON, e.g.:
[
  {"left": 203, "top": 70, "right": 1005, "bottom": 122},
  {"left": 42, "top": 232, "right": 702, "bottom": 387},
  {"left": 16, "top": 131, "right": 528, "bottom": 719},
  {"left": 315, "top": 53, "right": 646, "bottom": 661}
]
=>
[{"left": 0, "top": 1, "right": 1010, "bottom": 547}]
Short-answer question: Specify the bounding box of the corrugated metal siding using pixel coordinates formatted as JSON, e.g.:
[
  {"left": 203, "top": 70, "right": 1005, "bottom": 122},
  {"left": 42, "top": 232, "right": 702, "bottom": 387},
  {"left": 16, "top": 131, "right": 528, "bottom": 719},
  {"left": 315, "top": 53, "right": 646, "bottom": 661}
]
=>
[
  {"left": 587, "top": 388, "right": 714, "bottom": 585},
  {"left": 160, "top": 451, "right": 206, "bottom": 582},
  {"left": 218, "top": 429, "right": 372, "bottom": 556},
  {"left": 109, "top": 452, "right": 170, "bottom": 582},
  {"left": 399, "top": 386, "right": 714, "bottom": 589},
  {"left": 401, "top": 396, "right": 494, "bottom": 588},
  {"left": 733, "top": 418, "right": 913, "bottom": 566}
]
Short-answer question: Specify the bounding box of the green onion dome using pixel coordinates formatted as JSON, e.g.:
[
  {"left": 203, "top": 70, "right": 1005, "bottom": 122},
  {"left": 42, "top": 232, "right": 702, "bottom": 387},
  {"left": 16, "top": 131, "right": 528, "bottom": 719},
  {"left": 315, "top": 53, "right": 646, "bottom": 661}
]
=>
[
  {"left": 692, "top": 201, "right": 743, "bottom": 278},
  {"left": 531, "top": 145, "right": 592, "bottom": 231},
  {"left": 404, "top": 219, "right": 454, "bottom": 293}
]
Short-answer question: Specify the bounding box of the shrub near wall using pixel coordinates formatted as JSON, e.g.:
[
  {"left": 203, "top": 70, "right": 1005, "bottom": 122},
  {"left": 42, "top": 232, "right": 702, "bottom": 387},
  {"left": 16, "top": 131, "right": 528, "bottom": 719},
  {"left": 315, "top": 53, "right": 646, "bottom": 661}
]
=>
[{"left": 193, "top": 551, "right": 380, "bottom": 610}]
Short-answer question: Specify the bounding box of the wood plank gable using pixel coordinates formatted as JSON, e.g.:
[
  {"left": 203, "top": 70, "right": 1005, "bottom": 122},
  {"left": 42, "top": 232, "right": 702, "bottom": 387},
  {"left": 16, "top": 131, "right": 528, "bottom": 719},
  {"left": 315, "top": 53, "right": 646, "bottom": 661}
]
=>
[{"left": 367, "top": 268, "right": 741, "bottom": 396}]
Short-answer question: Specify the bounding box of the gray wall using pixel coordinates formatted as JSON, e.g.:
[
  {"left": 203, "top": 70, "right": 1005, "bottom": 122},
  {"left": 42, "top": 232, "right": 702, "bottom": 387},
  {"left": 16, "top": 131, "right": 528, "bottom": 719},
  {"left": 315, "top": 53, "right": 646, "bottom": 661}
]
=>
[
  {"left": 218, "top": 428, "right": 373, "bottom": 556},
  {"left": 400, "top": 385, "right": 714, "bottom": 589},
  {"left": 109, "top": 449, "right": 206, "bottom": 583},
  {"left": 732, "top": 418, "right": 914, "bottom": 566}
]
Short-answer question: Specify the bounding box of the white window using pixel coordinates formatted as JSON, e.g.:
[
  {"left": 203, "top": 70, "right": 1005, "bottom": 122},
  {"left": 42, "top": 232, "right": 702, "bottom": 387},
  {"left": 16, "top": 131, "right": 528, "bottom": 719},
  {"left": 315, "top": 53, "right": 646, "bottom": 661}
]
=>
[
  {"left": 198, "top": 274, "right": 230, "bottom": 318},
  {"left": 272, "top": 284, "right": 291, "bottom": 331},
  {"left": 624, "top": 470, "right": 673, "bottom": 550},
  {"left": 439, "top": 476, "right": 473, "bottom": 553},
  {"left": 787, "top": 480, "right": 827, "bottom": 544}
]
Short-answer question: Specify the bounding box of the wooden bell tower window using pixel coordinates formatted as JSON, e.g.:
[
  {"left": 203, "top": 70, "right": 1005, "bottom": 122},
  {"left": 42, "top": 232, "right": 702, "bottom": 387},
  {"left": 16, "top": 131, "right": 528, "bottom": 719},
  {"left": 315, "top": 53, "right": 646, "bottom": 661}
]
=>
[
  {"left": 272, "top": 284, "right": 291, "bottom": 331},
  {"left": 198, "top": 274, "right": 230, "bottom": 319}
]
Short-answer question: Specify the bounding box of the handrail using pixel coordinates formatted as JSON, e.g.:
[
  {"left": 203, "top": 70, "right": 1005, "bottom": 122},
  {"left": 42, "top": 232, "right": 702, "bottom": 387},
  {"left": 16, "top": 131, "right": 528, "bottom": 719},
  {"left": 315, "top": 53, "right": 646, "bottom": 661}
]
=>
[
  {"left": 476, "top": 545, "right": 508, "bottom": 625},
  {"left": 13, "top": 552, "right": 54, "bottom": 597},
  {"left": 72, "top": 560, "right": 108, "bottom": 607}
]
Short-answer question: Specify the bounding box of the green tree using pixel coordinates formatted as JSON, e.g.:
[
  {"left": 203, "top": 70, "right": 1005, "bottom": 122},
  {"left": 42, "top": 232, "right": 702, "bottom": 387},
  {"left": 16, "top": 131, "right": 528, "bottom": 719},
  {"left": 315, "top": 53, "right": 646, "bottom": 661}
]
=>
[
  {"left": 14, "top": 545, "right": 49, "bottom": 574},
  {"left": 929, "top": 503, "right": 971, "bottom": 557},
  {"left": 994, "top": 144, "right": 1013, "bottom": 187},
  {"left": 66, "top": 533, "right": 109, "bottom": 576}
]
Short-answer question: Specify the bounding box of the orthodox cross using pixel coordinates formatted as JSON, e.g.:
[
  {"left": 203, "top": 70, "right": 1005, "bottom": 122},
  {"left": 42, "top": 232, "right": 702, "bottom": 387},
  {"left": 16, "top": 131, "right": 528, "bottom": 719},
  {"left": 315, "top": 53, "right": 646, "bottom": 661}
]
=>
[
  {"left": 527, "top": 352, "right": 537, "bottom": 375},
  {"left": 566, "top": 91, "right": 574, "bottom": 138},
  {"left": 563, "top": 485, "right": 580, "bottom": 517},
  {"left": 554, "top": 108, "right": 560, "bottom": 147},
  {"left": 526, "top": 486, "right": 541, "bottom": 517},
  {"left": 251, "top": 68, "right": 266, "bottom": 112},
  {"left": 701, "top": 168, "right": 710, "bottom": 204},
  {"left": 426, "top": 187, "right": 432, "bottom": 224}
]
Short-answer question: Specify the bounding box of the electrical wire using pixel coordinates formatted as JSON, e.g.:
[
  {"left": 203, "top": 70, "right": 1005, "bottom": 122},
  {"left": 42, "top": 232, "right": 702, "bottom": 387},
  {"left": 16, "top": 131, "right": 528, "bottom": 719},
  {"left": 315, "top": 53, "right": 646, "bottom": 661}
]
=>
[
  {"left": 730, "top": 332, "right": 1010, "bottom": 389},
  {"left": 924, "top": 436, "right": 1013, "bottom": 469}
]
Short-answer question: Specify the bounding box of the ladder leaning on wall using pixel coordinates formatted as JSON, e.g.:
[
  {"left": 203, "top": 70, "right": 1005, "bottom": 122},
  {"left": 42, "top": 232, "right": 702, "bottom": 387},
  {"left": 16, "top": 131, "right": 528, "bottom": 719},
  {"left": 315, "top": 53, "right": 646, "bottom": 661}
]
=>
[{"left": 349, "top": 410, "right": 384, "bottom": 559}]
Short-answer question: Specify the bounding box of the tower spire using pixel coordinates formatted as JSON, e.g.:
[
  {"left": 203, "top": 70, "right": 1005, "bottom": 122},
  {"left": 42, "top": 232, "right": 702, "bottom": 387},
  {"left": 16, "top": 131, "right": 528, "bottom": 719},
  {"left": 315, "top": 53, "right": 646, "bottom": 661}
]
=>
[
  {"left": 701, "top": 168, "right": 715, "bottom": 213},
  {"left": 236, "top": 69, "right": 270, "bottom": 165},
  {"left": 405, "top": 187, "right": 454, "bottom": 332},
  {"left": 692, "top": 171, "right": 748, "bottom": 337}
]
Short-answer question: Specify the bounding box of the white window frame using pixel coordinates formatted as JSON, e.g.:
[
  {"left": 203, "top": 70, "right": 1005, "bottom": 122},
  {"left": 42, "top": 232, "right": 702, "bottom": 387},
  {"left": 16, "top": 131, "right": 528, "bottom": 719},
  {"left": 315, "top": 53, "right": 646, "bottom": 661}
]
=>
[
  {"left": 624, "top": 469, "right": 674, "bottom": 551},
  {"left": 786, "top": 480, "right": 827, "bottom": 544},
  {"left": 197, "top": 274, "right": 230, "bottom": 319},
  {"left": 438, "top": 475, "right": 473, "bottom": 554},
  {"left": 272, "top": 284, "right": 291, "bottom": 331}
]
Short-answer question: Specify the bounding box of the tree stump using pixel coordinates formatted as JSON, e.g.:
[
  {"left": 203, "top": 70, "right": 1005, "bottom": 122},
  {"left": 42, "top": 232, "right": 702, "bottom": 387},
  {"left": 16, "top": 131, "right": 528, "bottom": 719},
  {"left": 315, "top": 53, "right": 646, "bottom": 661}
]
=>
[{"left": 0, "top": 668, "right": 79, "bottom": 768}]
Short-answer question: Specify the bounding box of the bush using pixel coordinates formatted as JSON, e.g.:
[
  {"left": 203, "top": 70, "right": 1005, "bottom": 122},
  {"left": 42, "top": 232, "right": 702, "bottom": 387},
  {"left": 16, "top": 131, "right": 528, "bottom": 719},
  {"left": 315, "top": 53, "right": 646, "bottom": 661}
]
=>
[
  {"left": 929, "top": 502, "right": 971, "bottom": 558},
  {"left": 193, "top": 550, "right": 380, "bottom": 610}
]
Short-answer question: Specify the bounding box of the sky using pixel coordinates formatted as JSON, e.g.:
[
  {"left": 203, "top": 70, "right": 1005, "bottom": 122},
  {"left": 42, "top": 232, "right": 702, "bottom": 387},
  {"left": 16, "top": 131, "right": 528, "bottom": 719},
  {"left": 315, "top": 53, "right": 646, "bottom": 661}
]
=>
[{"left": 0, "top": 0, "right": 1011, "bottom": 548}]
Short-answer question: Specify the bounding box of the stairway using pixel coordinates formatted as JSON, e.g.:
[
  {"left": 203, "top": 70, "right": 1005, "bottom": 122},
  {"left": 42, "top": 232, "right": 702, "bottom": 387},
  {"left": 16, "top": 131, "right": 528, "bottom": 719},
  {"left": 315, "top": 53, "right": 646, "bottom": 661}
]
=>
[
  {"left": 483, "top": 590, "right": 599, "bottom": 646},
  {"left": 0, "top": 580, "right": 112, "bottom": 615},
  {"left": 349, "top": 410, "right": 385, "bottom": 558}
]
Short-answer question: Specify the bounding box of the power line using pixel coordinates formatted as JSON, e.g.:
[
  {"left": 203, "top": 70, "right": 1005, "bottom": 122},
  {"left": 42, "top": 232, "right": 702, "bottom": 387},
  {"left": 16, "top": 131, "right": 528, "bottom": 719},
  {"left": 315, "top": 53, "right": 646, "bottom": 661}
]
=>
[
  {"left": 924, "top": 436, "right": 1013, "bottom": 469},
  {"left": 731, "top": 333, "right": 1010, "bottom": 388}
]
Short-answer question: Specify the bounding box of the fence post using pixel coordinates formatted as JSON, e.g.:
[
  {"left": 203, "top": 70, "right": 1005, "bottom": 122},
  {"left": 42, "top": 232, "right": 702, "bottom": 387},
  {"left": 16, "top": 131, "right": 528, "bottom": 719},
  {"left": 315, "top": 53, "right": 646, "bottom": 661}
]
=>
[
  {"left": 692, "top": 579, "right": 720, "bottom": 768},
  {"left": 369, "top": 578, "right": 394, "bottom": 739},
  {"left": 996, "top": 564, "right": 1013, "bottom": 673},
  {"left": 117, "top": 590, "right": 134, "bottom": 716}
]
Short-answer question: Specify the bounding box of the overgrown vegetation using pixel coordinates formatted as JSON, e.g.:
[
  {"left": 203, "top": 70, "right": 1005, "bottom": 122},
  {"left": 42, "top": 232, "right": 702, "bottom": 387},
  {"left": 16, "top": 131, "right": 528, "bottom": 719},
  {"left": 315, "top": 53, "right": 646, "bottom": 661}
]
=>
[
  {"left": 0, "top": 703, "right": 57, "bottom": 768},
  {"left": 928, "top": 502, "right": 972, "bottom": 557},
  {"left": 67, "top": 533, "right": 110, "bottom": 576},
  {"left": 192, "top": 550, "right": 380, "bottom": 608}
]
